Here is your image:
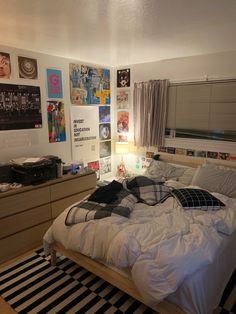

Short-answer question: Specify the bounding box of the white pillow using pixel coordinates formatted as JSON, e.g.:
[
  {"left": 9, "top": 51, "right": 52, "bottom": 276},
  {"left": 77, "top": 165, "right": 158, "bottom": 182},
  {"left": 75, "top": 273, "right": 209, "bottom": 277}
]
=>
[
  {"left": 144, "top": 160, "right": 185, "bottom": 181},
  {"left": 191, "top": 162, "right": 236, "bottom": 198},
  {"left": 178, "top": 167, "right": 197, "bottom": 186}
]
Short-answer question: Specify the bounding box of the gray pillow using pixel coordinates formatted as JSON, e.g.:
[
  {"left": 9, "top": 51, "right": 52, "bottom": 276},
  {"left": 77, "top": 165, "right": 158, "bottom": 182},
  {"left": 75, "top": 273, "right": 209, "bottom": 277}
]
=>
[{"left": 191, "top": 162, "right": 236, "bottom": 198}]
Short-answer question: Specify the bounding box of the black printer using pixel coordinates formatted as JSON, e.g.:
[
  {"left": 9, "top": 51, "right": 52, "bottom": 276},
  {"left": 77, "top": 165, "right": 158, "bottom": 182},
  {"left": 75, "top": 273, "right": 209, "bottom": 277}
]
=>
[{"left": 10, "top": 156, "right": 61, "bottom": 185}]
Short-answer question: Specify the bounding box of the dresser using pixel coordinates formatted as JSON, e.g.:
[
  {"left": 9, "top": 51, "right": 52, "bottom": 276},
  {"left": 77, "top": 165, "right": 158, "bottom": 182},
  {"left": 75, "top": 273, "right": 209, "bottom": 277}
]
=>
[{"left": 0, "top": 171, "right": 96, "bottom": 263}]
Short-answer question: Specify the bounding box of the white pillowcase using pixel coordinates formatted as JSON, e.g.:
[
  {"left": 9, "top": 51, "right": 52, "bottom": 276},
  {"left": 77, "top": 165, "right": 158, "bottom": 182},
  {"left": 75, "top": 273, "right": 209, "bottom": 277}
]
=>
[
  {"left": 178, "top": 167, "right": 197, "bottom": 186},
  {"left": 144, "top": 160, "right": 186, "bottom": 181},
  {"left": 191, "top": 162, "right": 236, "bottom": 198}
]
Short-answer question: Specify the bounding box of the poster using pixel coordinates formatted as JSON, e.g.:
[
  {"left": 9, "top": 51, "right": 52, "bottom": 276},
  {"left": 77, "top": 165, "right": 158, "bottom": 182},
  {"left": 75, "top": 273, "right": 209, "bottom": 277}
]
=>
[
  {"left": 100, "top": 141, "right": 111, "bottom": 158},
  {"left": 118, "top": 134, "right": 128, "bottom": 142},
  {"left": 71, "top": 106, "right": 99, "bottom": 162},
  {"left": 69, "top": 63, "right": 110, "bottom": 105},
  {"left": 47, "top": 100, "right": 66, "bottom": 143},
  {"left": 99, "top": 123, "right": 111, "bottom": 140},
  {"left": 99, "top": 106, "right": 110, "bottom": 122},
  {"left": 117, "top": 111, "right": 129, "bottom": 133},
  {"left": 0, "top": 83, "right": 42, "bottom": 130},
  {"left": 100, "top": 157, "right": 111, "bottom": 174},
  {"left": 117, "top": 68, "right": 130, "bottom": 87},
  {"left": 117, "top": 90, "right": 129, "bottom": 109},
  {"left": 0, "top": 52, "right": 11, "bottom": 79},
  {"left": 87, "top": 160, "right": 100, "bottom": 180},
  {"left": 18, "top": 56, "right": 38, "bottom": 79},
  {"left": 47, "top": 69, "right": 63, "bottom": 98}
]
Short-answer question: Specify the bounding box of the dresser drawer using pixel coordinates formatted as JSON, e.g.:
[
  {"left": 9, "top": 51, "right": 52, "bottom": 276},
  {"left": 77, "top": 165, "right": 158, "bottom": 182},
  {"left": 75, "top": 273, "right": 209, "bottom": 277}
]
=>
[
  {"left": 0, "top": 221, "right": 51, "bottom": 263},
  {"left": 50, "top": 173, "right": 96, "bottom": 201},
  {"left": 0, "top": 204, "right": 51, "bottom": 239},
  {"left": 51, "top": 188, "right": 95, "bottom": 218},
  {"left": 0, "top": 186, "right": 50, "bottom": 218}
]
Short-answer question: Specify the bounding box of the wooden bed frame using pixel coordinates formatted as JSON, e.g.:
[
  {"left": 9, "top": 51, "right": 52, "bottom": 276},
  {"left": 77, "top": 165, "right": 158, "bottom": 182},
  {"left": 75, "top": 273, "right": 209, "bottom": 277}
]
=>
[
  {"left": 49, "top": 155, "right": 236, "bottom": 314},
  {"left": 51, "top": 242, "right": 185, "bottom": 314}
]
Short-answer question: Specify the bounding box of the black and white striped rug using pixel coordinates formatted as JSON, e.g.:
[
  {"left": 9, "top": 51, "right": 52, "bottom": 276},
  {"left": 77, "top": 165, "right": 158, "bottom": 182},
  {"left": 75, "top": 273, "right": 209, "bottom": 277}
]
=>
[{"left": 0, "top": 248, "right": 235, "bottom": 314}]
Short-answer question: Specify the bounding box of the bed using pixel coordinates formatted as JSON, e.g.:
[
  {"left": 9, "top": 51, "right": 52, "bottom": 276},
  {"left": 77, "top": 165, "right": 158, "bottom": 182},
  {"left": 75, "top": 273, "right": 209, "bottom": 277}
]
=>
[{"left": 43, "top": 156, "right": 236, "bottom": 314}]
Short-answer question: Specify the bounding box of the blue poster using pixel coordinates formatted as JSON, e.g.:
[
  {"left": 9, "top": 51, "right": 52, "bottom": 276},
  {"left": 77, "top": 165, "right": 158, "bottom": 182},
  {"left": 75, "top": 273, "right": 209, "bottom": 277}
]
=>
[
  {"left": 47, "top": 69, "right": 63, "bottom": 98},
  {"left": 69, "top": 63, "right": 110, "bottom": 105}
]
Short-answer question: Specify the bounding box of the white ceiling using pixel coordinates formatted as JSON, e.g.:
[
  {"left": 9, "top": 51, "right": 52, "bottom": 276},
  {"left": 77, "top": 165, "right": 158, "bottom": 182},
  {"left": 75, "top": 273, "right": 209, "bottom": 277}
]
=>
[{"left": 1, "top": 0, "right": 236, "bottom": 67}]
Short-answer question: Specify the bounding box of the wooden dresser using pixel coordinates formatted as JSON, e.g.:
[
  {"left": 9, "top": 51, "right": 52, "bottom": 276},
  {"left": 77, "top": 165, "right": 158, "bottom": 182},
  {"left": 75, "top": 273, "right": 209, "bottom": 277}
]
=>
[{"left": 0, "top": 171, "right": 96, "bottom": 263}]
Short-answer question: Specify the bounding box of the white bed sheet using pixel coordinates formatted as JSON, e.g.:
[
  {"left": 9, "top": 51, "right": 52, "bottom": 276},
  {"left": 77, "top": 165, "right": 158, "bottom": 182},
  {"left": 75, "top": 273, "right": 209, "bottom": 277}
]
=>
[
  {"left": 167, "top": 230, "right": 236, "bottom": 314},
  {"left": 44, "top": 192, "right": 236, "bottom": 312}
]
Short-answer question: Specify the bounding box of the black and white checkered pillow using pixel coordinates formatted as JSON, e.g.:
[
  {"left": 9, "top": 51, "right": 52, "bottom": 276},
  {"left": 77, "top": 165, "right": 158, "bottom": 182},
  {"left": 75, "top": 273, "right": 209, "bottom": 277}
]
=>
[{"left": 170, "top": 188, "right": 225, "bottom": 210}]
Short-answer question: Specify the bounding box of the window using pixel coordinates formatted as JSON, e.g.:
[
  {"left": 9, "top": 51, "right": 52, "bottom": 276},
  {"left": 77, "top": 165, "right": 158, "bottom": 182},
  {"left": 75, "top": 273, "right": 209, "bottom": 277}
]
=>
[{"left": 166, "top": 81, "right": 236, "bottom": 142}]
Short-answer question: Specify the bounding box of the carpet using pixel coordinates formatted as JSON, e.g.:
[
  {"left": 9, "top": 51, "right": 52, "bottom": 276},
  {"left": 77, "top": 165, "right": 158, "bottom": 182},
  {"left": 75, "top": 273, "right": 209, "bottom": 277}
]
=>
[{"left": 0, "top": 248, "right": 235, "bottom": 314}]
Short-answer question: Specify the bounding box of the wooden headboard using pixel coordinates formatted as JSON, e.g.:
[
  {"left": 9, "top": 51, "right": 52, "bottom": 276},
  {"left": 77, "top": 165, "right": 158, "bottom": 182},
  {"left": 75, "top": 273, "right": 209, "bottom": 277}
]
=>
[{"left": 158, "top": 152, "right": 236, "bottom": 169}]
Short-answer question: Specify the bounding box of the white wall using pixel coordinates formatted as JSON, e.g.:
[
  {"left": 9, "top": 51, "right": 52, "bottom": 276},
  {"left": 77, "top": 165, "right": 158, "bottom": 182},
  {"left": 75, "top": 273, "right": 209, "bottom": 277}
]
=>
[
  {"left": 118, "top": 51, "right": 236, "bottom": 158},
  {"left": 0, "top": 45, "right": 114, "bottom": 167}
]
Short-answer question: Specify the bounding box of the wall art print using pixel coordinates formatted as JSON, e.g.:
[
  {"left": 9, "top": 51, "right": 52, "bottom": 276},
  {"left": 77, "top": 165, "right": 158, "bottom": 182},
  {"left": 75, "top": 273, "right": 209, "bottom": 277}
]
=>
[
  {"left": 118, "top": 134, "right": 128, "bottom": 142},
  {"left": 0, "top": 83, "right": 42, "bottom": 130},
  {"left": 99, "top": 106, "right": 110, "bottom": 123},
  {"left": 117, "top": 111, "right": 129, "bottom": 133},
  {"left": 99, "top": 123, "right": 111, "bottom": 141},
  {"left": 100, "top": 140, "right": 111, "bottom": 158},
  {"left": 116, "top": 90, "right": 130, "bottom": 109},
  {"left": 69, "top": 63, "right": 110, "bottom": 105},
  {"left": 87, "top": 160, "right": 100, "bottom": 180},
  {"left": 47, "top": 100, "right": 66, "bottom": 143},
  {"left": 100, "top": 156, "right": 111, "bottom": 174},
  {"left": 18, "top": 56, "right": 38, "bottom": 79},
  {"left": 71, "top": 106, "right": 99, "bottom": 162},
  {"left": 0, "top": 52, "right": 11, "bottom": 79},
  {"left": 117, "top": 68, "right": 130, "bottom": 88},
  {"left": 47, "top": 69, "right": 63, "bottom": 98}
]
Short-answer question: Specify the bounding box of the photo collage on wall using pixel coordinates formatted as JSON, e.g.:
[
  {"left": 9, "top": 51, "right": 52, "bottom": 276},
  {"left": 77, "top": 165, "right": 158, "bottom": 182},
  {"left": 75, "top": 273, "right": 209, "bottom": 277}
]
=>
[
  {"left": 116, "top": 68, "right": 130, "bottom": 143},
  {"left": 46, "top": 69, "right": 66, "bottom": 143},
  {"left": 0, "top": 52, "right": 42, "bottom": 131},
  {"left": 158, "top": 146, "right": 236, "bottom": 161},
  {"left": 69, "top": 63, "right": 112, "bottom": 177}
]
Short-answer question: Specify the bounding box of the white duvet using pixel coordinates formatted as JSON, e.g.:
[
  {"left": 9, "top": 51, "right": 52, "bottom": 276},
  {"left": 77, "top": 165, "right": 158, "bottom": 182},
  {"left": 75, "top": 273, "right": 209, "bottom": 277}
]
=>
[{"left": 43, "top": 189, "right": 236, "bottom": 308}]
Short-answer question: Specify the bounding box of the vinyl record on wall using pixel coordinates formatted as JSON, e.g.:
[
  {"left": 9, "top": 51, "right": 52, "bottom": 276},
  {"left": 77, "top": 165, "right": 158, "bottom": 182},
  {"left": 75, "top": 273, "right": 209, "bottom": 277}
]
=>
[{"left": 18, "top": 56, "right": 38, "bottom": 79}]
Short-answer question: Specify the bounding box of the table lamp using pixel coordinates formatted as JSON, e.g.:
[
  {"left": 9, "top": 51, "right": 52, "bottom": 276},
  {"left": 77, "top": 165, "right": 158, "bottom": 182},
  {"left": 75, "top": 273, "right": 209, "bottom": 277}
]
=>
[{"left": 115, "top": 142, "right": 129, "bottom": 178}]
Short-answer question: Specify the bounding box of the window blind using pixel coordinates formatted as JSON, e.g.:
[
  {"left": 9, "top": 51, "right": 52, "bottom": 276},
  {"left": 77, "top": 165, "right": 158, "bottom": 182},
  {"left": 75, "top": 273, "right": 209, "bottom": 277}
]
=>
[{"left": 166, "top": 80, "right": 236, "bottom": 131}]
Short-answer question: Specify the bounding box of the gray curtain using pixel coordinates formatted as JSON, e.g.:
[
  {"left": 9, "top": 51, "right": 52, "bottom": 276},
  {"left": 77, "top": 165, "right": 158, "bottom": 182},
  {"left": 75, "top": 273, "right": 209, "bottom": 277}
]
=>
[{"left": 133, "top": 79, "right": 169, "bottom": 147}]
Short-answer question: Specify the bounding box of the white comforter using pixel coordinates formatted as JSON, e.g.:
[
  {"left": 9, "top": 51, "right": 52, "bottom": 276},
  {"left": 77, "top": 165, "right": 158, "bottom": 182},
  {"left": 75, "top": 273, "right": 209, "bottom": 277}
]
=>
[{"left": 43, "top": 190, "right": 236, "bottom": 307}]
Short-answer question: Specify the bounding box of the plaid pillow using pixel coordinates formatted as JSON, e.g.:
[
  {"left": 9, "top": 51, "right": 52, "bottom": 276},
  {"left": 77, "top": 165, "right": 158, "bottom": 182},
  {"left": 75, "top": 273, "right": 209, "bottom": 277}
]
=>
[
  {"left": 168, "top": 188, "right": 225, "bottom": 210},
  {"left": 125, "top": 176, "right": 170, "bottom": 205},
  {"left": 65, "top": 189, "right": 137, "bottom": 225}
]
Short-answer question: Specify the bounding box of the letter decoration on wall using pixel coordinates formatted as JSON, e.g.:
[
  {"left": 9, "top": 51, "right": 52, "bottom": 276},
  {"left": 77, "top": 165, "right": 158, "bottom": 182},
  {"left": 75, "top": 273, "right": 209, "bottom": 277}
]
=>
[{"left": 69, "top": 63, "right": 110, "bottom": 105}]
